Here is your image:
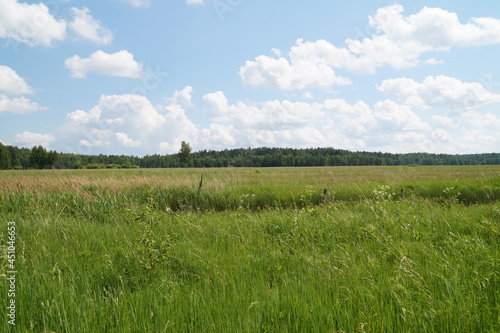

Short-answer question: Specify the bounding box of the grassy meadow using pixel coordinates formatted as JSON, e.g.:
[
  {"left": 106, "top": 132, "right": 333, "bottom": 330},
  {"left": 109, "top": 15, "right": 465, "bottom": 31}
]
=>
[{"left": 1, "top": 166, "right": 499, "bottom": 332}]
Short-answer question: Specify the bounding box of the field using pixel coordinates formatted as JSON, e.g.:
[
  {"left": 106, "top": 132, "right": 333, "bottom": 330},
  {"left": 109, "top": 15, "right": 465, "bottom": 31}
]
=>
[{"left": 1, "top": 166, "right": 499, "bottom": 332}]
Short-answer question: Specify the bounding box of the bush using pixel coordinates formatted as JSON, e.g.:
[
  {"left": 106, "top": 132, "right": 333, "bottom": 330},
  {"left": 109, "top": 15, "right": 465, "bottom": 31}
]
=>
[
  {"left": 106, "top": 164, "right": 122, "bottom": 169},
  {"left": 85, "top": 163, "right": 106, "bottom": 169}
]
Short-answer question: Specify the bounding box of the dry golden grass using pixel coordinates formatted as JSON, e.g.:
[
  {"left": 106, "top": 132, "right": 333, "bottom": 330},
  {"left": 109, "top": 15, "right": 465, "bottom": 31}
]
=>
[
  {"left": 0, "top": 175, "right": 192, "bottom": 195},
  {"left": 1, "top": 165, "right": 498, "bottom": 204}
]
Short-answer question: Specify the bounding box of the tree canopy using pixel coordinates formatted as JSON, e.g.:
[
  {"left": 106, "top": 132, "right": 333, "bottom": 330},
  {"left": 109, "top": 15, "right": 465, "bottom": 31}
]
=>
[
  {"left": 0, "top": 143, "right": 11, "bottom": 170},
  {"left": 178, "top": 141, "right": 194, "bottom": 167},
  {"left": 0, "top": 144, "right": 499, "bottom": 170}
]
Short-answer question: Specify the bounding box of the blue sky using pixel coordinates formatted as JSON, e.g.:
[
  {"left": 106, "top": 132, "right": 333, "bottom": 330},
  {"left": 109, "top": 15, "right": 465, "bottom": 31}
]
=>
[{"left": 1, "top": 0, "right": 499, "bottom": 156}]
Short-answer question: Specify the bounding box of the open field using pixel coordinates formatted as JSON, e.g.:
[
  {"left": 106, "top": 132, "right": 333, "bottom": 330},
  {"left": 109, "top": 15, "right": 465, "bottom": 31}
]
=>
[{"left": 1, "top": 166, "right": 499, "bottom": 332}]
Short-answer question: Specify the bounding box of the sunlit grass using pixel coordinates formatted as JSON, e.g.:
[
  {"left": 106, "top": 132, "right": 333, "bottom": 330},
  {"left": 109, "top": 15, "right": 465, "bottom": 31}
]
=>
[{"left": 0, "top": 166, "right": 499, "bottom": 332}]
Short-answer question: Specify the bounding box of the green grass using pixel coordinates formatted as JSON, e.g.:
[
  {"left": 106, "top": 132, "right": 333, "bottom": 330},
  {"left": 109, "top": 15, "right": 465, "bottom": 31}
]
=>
[{"left": 1, "top": 166, "right": 499, "bottom": 332}]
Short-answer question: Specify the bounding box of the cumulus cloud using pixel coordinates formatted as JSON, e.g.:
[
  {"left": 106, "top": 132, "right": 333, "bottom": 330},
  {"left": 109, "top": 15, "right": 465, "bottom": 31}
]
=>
[
  {"left": 0, "top": 2, "right": 117, "bottom": 46},
  {"left": 61, "top": 95, "right": 152, "bottom": 152},
  {"left": 204, "top": 91, "right": 325, "bottom": 131},
  {"left": 199, "top": 124, "right": 236, "bottom": 149},
  {"left": 65, "top": 50, "right": 145, "bottom": 79},
  {"left": 116, "top": 132, "right": 141, "bottom": 147},
  {"left": 461, "top": 110, "right": 500, "bottom": 129},
  {"left": 369, "top": 5, "right": 500, "bottom": 49},
  {"left": 0, "top": 0, "right": 119, "bottom": 46},
  {"left": 373, "top": 100, "right": 429, "bottom": 131},
  {"left": 159, "top": 103, "right": 199, "bottom": 153},
  {"left": 202, "top": 91, "right": 498, "bottom": 153},
  {"left": 432, "top": 115, "right": 458, "bottom": 129},
  {"left": 60, "top": 88, "right": 199, "bottom": 154},
  {"left": 0, "top": 95, "right": 47, "bottom": 114},
  {"left": 377, "top": 75, "right": 500, "bottom": 109},
  {"left": 69, "top": 7, "right": 113, "bottom": 44},
  {"left": 0, "top": 0, "right": 66, "bottom": 46},
  {"left": 240, "top": 5, "right": 500, "bottom": 90},
  {"left": 186, "top": 0, "right": 204, "bottom": 5},
  {"left": 65, "top": 94, "right": 165, "bottom": 131},
  {"left": 0, "top": 65, "right": 34, "bottom": 95},
  {"left": 426, "top": 111, "right": 500, "bottom": 153},
  {"left": 0, "top": 66, "right": 47, "bottom": 114},
  {"left": 345, "top": 4, "right": 500, "bottom": 71},
  {"left": 12, "top": 131, "right": 55, "bottom": 148},
  {"left": 202, "top": 91, "right": 431, "bottom": 150},
  {"left": 432, "top": 129, "right": 452, "bottom": 143},
  {"left": 165, "top": 86, "right": 195, "bottom": 108},
  {"left": 239, "top": 39, "right": 352, "bottom": 91},
  {"left": 53, "top": 87, "right": 500, "bottom": 154}
]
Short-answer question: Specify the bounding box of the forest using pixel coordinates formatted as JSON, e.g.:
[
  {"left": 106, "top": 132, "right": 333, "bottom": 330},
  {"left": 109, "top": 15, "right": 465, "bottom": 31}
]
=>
[{"left": 0, "top": 142, "right": 499, "bottom": 170}]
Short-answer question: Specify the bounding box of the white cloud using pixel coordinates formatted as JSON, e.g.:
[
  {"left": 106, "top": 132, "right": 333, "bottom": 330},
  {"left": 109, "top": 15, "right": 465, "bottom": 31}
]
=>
[
  {"left": 425, "top": 111, "right": 500, "bottom": 153},
  {"left": 199, "top": 124, "right": 236, "bottom": 149},
  {"left": 12, "top": 131, "right": 55, "bottom": 148},
  {"left": 60, "top": 92, "right": 199, "bottom": 154},
  {"left": 117, "top": 0, "right": 151, "bottom": 8},
  {"left": 432, "top": 115, "right": 458, "bottom": 129},
  {"left": 369, "top": 5, "right": 500, "bottom": 50},
  {"left": 423, "top": 58, "right": 444, "bottom": 65},
  {"left": 203, "top": 91, "right": 325, "bottom": 130},
  {"left": 239, "top": 40, "right": 352, "bottom": 91},
  {"left": 78, "top": 129, "right": 112, "bottom": 148},
  {"left": 323, "top": 99, "right": 376, "bottom": 138},
  {"left": 202, "top": 91, "right": 432, "bottom": 151},
  {"left": 158, "top": 103, "right": 199, "bottom": 153},
  {"left": 461, "top": 110, "right": 500, "bottom": 129},
  {"left": 271, "top": 48, "right": 282, "bottom": 57},
  {"left": 432, "top": 129, "right": 452, "bottom": 143},
  {"left": 0, "top": 65, "right": 34, "bottom": 95},
  {"left": 373, "top": 100, "right": 429, "bottom": 131},
  {"left": 66, "top": 108, "right": 101, "bottom": 124},
  {"left": 353, "top": 4, "right": 500, "bottom": 69},
  {"left": 51, "top": 87, "right": 500, "bottom": 155},
  {"left": 186, "top": 0, "right": 204, "bottom": 5},
  {"left": 69, "top": 7, "right": 113, "bottom": 44},
  {"left": 0, "top": 95, "right": 47, "bottom": 114},
  {"left": 0, "top": 0, "right": 66, "bottom": 46},
  {"left": 165, "top": 86, "right": 195, "bottom": 108},
  {"left": 65, "top": 50, "right": 145, "bottom": 79},
  {"left": 240, "top": 5, "right": 500, "bottom": 91},
  {"left": 67, "top": 94, "right": 166, "bottom": 132},
  {"left": 377, "top": 75, "right": 500, "bottom": 109},
  {"left": 116, "top": 132, "right": 141, "bottom": 147},
  {"left": 0, "top": 66, "right": 46, "bottom": 114},
  {"left": 0, "top": 2, "right": 116, "bottom": 47}
]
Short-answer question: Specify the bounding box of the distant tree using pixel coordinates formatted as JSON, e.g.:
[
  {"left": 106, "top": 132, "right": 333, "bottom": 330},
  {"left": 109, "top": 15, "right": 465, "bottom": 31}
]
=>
[
  {"left": 178, "top": 141, "right": 193, "bottom": 167},
  {"left": 47, "top": 150, "right": 58, "bottom": 167},
  {"left": 29, "top": 145, "right": 58, "bottom": 169},
  {"left": 30, "top": 146, "right": 46, "bottom": 169},
  {"left": 2, "top": 143, "right": 500, "bottom": 169},
  {"left": 122, "top": 161, "right": 133, "bottom": 169},
  {"left": 0, "top": 143, "right": 11, "bottom": 169}
]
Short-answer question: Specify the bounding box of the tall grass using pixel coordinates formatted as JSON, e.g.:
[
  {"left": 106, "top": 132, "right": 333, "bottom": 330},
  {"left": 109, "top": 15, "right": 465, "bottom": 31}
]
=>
[
  {"left": 1, "top": 166, "right": 499, "bottom": 214},
  {"left": 1, "top": 166, "right": 499, "bottom": 332}
]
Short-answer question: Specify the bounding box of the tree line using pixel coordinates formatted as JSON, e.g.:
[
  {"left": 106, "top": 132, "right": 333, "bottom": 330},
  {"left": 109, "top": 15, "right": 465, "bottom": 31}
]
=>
[{"left": 0, "top": 142, "right": 499, "bottom": 170}]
